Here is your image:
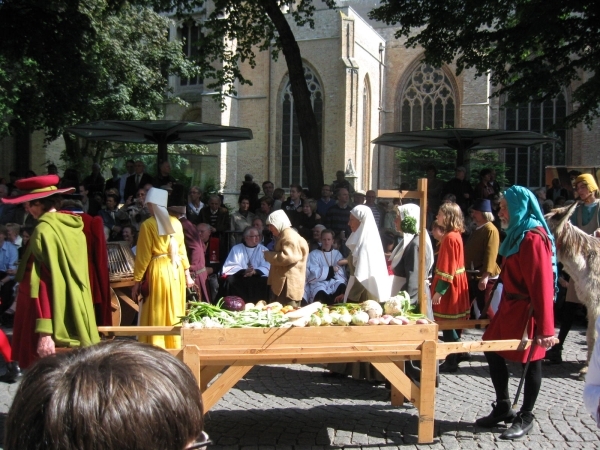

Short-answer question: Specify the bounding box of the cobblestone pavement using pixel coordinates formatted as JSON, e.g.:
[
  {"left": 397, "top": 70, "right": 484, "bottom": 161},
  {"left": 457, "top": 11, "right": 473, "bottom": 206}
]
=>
[{"left": 0, "top": 325, "right": 597, "bottom": 449}]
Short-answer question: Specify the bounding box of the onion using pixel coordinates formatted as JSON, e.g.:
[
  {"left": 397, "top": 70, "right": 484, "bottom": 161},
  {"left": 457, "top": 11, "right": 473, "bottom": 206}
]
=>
[{"left": 222, "top": 296, "right": 245, "bottom": 312}]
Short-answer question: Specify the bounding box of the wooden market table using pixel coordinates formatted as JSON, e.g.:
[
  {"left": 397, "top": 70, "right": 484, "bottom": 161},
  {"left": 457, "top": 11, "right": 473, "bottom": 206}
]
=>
[{"left": 98, "top": 322, "right": 533, "bottom": 444}]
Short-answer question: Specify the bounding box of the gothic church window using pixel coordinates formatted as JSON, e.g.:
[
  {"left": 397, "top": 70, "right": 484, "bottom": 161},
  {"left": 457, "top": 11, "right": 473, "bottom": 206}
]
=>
[
  {"left": 399, "top": 63, "right": 455, "bottom": 131},
  {"left": 180, "top": 23, "right": 202, "bottom": 87},
  {"left": 281, "top": 66, "right": 323, "bottom": 187},
  {"left": 503, "top": 94, "right": 567, "bottom": 188}
]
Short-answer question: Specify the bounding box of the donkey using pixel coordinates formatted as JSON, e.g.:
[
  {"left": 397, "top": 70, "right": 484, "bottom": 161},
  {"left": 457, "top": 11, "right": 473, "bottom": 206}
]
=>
[{"left": 545, "top": 202, "right": 600, "bottom": 374}]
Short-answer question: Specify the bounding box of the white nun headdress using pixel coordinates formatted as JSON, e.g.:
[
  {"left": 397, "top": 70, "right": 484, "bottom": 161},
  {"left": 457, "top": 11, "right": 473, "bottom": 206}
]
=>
[
  {"left": 266, "top": 210, "right": 291, "bottom": 233},
  {"left": 145, "top": 187, "right": 175, "bottom": 236},
  {"left": 345, "top": 205, "right": 391, "bottom": 302}
]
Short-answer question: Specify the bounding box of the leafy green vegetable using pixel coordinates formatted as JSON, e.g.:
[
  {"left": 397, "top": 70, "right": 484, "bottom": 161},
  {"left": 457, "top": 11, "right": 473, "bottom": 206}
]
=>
[{"left": 401, "top": 215, "right": 418, "bottom": 235}]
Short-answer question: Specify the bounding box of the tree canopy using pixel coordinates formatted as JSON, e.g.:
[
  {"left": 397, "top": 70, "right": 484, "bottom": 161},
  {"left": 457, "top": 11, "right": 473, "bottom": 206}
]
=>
[
  {"left": 369, "top": 0, "right": 600, "bottom": 128},
  {"left": 0, "top": 0, "right": 197, "bottom": 140}
]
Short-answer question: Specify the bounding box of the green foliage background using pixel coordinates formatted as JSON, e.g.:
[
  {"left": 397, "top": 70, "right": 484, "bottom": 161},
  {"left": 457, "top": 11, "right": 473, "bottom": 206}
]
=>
[{"left": 396, "top": 148, "right": 508, "bottom": 190}]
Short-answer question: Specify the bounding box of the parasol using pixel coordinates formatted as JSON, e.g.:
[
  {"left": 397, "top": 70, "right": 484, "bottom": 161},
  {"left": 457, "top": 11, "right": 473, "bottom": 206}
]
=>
[
  {"left": 372, "top": 128, "right": 556, "bottom": 166},
  {"left": 66, "top": 120, "right": 253, "bottom": 165}
]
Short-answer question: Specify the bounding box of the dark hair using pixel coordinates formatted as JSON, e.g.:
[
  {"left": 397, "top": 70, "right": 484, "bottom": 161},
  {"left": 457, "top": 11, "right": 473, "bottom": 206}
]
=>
[
  {"left": 380, "top": 231, "right": 396, "bottom": 250},
  {"left": 30, "top": 194, "right": 61, "bottom": 212},
  {"left": 5, "top": 341, "right": 204, "bottom": 450},
  {"left": 238, "top": 195, "right": 250, "bottom": 205},
  {"left": 289, "top": 184, "right": 302, "bottom": 193},
  {"left": 321, "top": 228, "right": 335, "bottom": 239},
  {"left": 105, "top": 193, "right": 120, "bottom": 204},
  {"left": 425, "top": 165, "right": 437, "bottom": 175},
  {"left": 259, "top": 196, "right": 274, "bottom": 207},
  {"left": 479, "top": 168, "right": 492, "bottom": 179},
  {"left": 262, "top": 180, "right": 274, "bottom": 188}
]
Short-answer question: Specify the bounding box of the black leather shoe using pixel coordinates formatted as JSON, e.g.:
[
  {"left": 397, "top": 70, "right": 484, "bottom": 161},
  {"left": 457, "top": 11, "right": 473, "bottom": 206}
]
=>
[
  {"left": 500, "top": 411, "right": 534, "bottom": 440},
  {"left": 475, "top": 400, "right": 516, "bottom": 427},
  {"left": 456, "top": 352, "right": 472, "bottom": 364},
  {"left": 0, "top": 361, "right": 21, "bottom": 383},
  {"left": 439, "top": 354, "right": 459, "bottom": 373},
  {"left": 544, "top": 346, "right": 562, "bottom": 364}
]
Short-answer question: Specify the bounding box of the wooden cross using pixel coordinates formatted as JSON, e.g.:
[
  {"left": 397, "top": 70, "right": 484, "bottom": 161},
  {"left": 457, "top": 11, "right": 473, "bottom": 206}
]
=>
[{"left": 378, "top": 178, "right": 429, "bottom": 316}]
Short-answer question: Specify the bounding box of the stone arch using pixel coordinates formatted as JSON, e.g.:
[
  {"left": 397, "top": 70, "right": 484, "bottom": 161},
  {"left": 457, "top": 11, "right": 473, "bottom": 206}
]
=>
[
  {"left": 395, "top": 58, "right": 460, "bottom": 131},
  {"left": 277, "top": 62, "right": 324, "bottom": 188}
]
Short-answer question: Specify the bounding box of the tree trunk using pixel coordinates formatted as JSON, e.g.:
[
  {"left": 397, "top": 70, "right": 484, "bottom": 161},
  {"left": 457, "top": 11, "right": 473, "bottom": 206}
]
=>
[{"left": 261, "top": 0, "right": 324, "bottom": 197}]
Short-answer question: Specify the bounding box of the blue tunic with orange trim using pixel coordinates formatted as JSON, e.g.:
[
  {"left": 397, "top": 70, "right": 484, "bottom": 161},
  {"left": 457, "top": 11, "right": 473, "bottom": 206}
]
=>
[{"left": 431, "top": 230, "right": 470, "bottom": 321}]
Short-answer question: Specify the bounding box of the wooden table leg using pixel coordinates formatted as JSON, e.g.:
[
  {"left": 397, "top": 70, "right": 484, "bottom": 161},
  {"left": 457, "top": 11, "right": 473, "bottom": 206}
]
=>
[
  {"left": 418, "top": 339, "right": 437, "bottom": 444},
  {"left": 391, "top": 361, "right": 405, "bottom": 406},
  {"left": 202, "top": 363, "right": 253, "bottom": 411}
]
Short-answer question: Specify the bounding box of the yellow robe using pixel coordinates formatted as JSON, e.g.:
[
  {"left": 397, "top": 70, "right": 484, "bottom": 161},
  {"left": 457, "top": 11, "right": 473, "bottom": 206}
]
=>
[{"left": 134, "top": 216, "right": 189, "bottom": 349}]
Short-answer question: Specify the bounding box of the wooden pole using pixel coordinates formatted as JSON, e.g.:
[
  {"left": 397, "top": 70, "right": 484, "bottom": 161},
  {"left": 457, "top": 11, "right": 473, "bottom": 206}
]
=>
[
  {"left": 417, "top": 178, "right": 428, "bottom": 316},
  {"left": 377, "top": 178, "right": 428, "bottom": 314}
]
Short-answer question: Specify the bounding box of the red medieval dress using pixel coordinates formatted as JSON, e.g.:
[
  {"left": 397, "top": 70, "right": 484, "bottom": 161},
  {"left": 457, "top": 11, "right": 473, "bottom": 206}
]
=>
[
  {"left": 11, "top": 256, "right": 52, "bottom": 369},
  {"left": 483, "top": 227, "right": 555, "bottom": 363},
  {"left": 78, "top": 212, "right": 111, "bottom": 326},
  {"left": 431, "top": 230, "right": 470, "bottom": 321}
]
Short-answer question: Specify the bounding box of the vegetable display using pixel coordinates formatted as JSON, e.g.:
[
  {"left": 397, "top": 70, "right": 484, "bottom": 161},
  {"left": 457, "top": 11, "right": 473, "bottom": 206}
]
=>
[{"left": 180, "top": 292, "right": 429, "bottom": 329}]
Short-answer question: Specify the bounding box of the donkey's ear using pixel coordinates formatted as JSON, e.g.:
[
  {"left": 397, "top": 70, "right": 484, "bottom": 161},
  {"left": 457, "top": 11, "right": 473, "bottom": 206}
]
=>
[{"left": 546, "top": 202, "right": 578, "bottom": 223}]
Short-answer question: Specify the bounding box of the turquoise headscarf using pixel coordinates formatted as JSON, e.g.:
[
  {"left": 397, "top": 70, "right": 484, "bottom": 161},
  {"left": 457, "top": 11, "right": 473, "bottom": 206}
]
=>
[
  {"left": 500, "top": 186, "right": 554, "bottom": 257},
  {"left": 499, "top": 186, "right": 557, "bottom": 291}
]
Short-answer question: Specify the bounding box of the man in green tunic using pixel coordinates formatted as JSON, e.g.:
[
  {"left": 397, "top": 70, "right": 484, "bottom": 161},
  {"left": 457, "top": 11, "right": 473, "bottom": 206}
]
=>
[{"left": 3, "top": 175, "right": 99, "bottom": 368}]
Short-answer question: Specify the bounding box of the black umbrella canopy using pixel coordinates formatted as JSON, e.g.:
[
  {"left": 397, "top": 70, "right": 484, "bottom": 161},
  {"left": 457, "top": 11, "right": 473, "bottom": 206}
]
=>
[
  {"left": 372, "top": 128, "right": 557, "bottom": 167},
  {"left": 67, "top": 120, "right": 253, "bottom": 164}
]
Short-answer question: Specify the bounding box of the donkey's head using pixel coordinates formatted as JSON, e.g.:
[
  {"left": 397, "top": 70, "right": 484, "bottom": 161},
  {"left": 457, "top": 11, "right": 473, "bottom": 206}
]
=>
[{"left": 544, "top": 201, "right": 579, "bottom": 237}]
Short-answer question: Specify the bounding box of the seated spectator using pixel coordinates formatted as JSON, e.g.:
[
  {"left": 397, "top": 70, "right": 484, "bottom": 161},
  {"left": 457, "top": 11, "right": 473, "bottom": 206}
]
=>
[
  {"left": 272, "top": 188, "right": 285, "bottom": 211},
  {"left": 197, "top": 222, "right": 223, "bottom": 303},
  {"left": 122, "top": 225, "right": 137, "bottom": 251},
  {"left": 304, "top": 229, "right": 347, "bottom": 305},
  {"left": 256, "top": 196, "right": 273, "bottom": 224},
  {"left": 220, "top": 226, "right": 270, "bottom": 303},
  {"left": 118, "top": 188, "right": 150, "bottom": 231},
  {"left": 309, "top": 224, "right": 326, "bottom": 252},
  {"left": 297, "top": 199, "right": 320, "bottom": 240},
  {"left": 98, "top": 193, "right": 123, "bottom": 241},
  {"left": 230, "top": 196, "right": 255, "bottom": 246},
  {"left": 18, "top": 226, "right": 33, "bottom": 259},
  {"left": 186, "top": 186, "right": 204, "bottom": 225},
  {"left": 5, "top": 223, "right": 21, "bottom": 249},
  {"left": 0, "top": 225, "right": 18, "bottom": 314},
  {"left": 253, "top": 216, "right": 272, "bottom": 247},
  {"left": 324, "top": 188, "right": 352, "bottom": 239},
  {"left": 4, "top": 340, "right": 207, "bottom": 450}
]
